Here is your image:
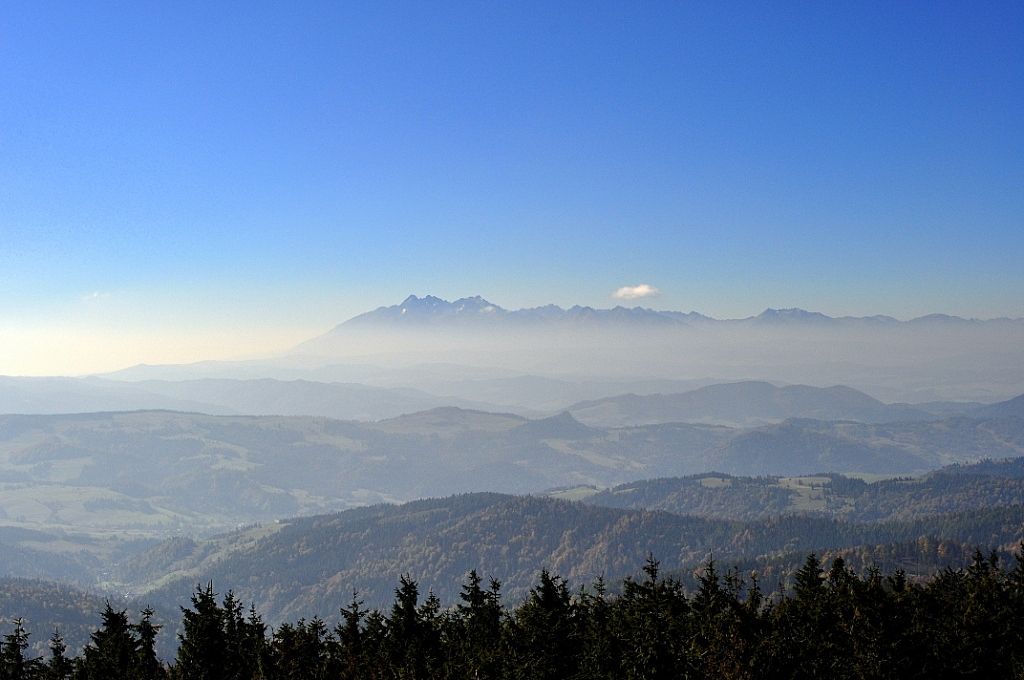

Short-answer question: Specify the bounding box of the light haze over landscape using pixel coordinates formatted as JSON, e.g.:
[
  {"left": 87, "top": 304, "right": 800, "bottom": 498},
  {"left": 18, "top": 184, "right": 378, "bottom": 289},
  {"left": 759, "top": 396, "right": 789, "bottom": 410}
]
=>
[
  {"left": 2, "top": 2, "right": 1022, "bottom": 375},
  {"left": 1, "top": 3, "right": 1024, "bottom": 673}
]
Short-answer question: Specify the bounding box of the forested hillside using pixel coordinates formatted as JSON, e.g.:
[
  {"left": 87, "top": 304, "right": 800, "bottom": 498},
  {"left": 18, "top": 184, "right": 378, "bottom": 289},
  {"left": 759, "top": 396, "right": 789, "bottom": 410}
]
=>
[
  {"left": 586, "top": 458, "right": 1024, "bottom": 521},
  {"left": 117, "top": 493, "right": 1024, "bottom": 623},
  {"left": 0, "top": 579, "right": 105, "bottom": 657},
  {"left": 2, "top": 551, "right": 1023, "bottom": 678},
  {"left": 707, "top": 416, "right": 1024, "bottom": 475}
]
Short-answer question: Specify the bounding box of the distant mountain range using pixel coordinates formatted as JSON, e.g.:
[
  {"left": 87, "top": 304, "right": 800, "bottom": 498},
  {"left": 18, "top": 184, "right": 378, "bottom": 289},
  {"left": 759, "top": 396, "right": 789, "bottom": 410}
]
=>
[
  {"left": 337, "top": 294, "right": 711, "bottom": 328},
  {"left": 60, "top": 294, "right": 1022, "bottom": 405},
  {"left": 286, "top": 296, "right": 1024, "bottom": 402},
  {"left": 5, "top": 375, "right": 1008, "bottom": 427},
  {"left": 334, "top": 294, "right": 1024, "bottom": 329}
]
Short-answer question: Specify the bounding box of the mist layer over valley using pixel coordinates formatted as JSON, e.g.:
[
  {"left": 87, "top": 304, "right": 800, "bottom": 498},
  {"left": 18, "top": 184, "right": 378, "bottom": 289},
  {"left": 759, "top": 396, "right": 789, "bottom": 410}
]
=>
[
  {"left": 2, "top": 295, "right": 1023, "bottom": 654},
  {"left": 288, "top": 296, "right": 1024, "bottom": 403},
  {"left": 5, "top": 3, "right": 1022, "bottom": 672},
  {"left": 2, "top": 296, "right": 1023, "bottom": 543}
]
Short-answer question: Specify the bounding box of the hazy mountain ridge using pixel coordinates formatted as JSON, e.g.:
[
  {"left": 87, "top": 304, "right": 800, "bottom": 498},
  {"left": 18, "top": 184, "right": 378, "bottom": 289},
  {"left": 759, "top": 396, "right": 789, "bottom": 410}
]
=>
[
  {"left": 74, "top": 295, "right": 1024, "bottom": 407},
  {"left": 0, "top": 376, "right": 229, "bottom": 416},
  {"left": 289, "top": 296, "right": 1024, "bottom": 403},
  {"left": 339, "top": 295, "right": 1024, "bottom": 328},
  {"left": 2, "top": 373, "right": 1007, "bottom": 428},
  {"left": 709, "top": 416, "right": 1024, "bottom": 475},
  {"left": 0, "top": 376, "right": 521, "bottom": 421},
  {"left": 974, "top": 393, "right": 1024, "bottom": 419},
  {"left": 566, "top": 381, "right": 934, "bottom": 428},
  {"left": 98, "top": 363, "right": 725, "bottom": 412}
]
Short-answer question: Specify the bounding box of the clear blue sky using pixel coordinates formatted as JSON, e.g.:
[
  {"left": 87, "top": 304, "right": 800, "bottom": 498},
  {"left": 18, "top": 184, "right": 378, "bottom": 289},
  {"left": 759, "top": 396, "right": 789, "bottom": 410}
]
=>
[{"left": 1, "top": 1, "right": 1022, "bottom": 372}]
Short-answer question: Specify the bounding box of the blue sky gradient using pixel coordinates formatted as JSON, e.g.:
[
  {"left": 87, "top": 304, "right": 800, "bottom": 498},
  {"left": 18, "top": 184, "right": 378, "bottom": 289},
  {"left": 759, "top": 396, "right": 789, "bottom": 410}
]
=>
[{"left": 1, "top": 2, "right": 1022, "bottom": 371}]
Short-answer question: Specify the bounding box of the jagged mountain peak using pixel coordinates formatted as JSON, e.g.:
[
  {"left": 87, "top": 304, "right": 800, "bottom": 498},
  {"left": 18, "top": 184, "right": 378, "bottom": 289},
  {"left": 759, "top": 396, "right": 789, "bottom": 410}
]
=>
[
  {"left": 344, "top": 294, "right": 507, "bottom": 326},
  {"left": 399, "top": 294, "right": 447, "bottom": 308},
  {"left": 452, "top": 296, "right": 502, "bottom": 313}
]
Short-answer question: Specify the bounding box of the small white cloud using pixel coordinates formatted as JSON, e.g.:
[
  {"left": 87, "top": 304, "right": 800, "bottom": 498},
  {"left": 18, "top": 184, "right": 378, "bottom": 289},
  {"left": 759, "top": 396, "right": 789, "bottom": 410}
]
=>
[
  {"left": 612, "top": 284, "right": 660, "bottom": 300},
  {"left": 81, "top": 291, "right": 109, "bottom": 302}
]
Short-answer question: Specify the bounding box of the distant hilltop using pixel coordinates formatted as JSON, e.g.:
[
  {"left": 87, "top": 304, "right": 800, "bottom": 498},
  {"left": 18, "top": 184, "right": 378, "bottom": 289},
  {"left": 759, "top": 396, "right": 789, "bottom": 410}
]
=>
[{"left": 336, "top": 294, "right": 1022, "bottom": 329}]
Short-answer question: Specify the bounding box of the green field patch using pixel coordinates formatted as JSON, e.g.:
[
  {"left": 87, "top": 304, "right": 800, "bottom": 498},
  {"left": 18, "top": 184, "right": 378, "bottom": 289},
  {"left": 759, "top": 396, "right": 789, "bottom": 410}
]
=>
[
  {"left": 547, "top": 485, "right": 601, "bottom": 501},
  {"left": 778, "top": 476, "right": 831, "bottom": 512}
]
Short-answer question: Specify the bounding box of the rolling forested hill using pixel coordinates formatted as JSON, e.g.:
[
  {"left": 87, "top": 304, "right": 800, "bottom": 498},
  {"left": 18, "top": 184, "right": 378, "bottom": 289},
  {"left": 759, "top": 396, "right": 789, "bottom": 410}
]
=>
[
  {"left": 117, "top": 492, "right": 1024, "bottom": 623},
  {"left": 585, "top": 458, "right": 1024, "bottom": 521},
  {"left": 0, "top": 579, "right": 122, "bottom": 658},
  {"left": 1, "top": 460, "right": 1021, "bottom": 657}
]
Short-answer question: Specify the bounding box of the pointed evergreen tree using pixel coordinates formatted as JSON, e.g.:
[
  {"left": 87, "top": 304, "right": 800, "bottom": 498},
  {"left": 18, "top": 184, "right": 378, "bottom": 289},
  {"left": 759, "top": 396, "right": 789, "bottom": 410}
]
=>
[
  {"left": 133, "top": 607, "right": 165, "bottom": 680},
  {"left": 79, "top": 605, "right": 138, "bottom": 680},
  {"left": 691, "top": 561, "right": 753, "bottom": 678},
  {"left": 417, "top": 591, "right": 443, "bottom": 676},
  {"left": 1007, "top": 543, "right": 1024, "bottom": 677},
  {"left": 510, "top": 569, "right": 578, "bottom": 680},
  {"left": 954, "top": 549, "right": 1013, "bottom": 678},
  {"left": 612, "top": 556, "right": 690, "bottom": 679},
  {"left": 360, "top": 610, "right": 387, "bottom": 679},
  {"left": 383, "top": 575, "right": 437, "bottom": 678},
  {"left": 1, "top": 618, "right": 38, "bottom": 680},
  {"left": 335, "top": 592, "right": 366, "bottom": 680},
  {"left": 271, "top": 618, "right": 333, "bottom": 680},
  {"left": 793, "top": 553, "right": 824, "bottom": 601},
  {"left": 576, "top": 576, "right": 618, "bottom": 680},
  {"left": 451, "top": 571, "right": 503, "bottom": 679},
  {"left": 43, "top": 629, "right": 73, "bottom": 680},
  {"left": 241, "top": 605, "right": 271, "bottom": 680},
  {"left": 219, "top": 592, "right": 255, "bottom": 680},
  {"left": 174, "top": 584, "right": 226, "bottom": 680}
]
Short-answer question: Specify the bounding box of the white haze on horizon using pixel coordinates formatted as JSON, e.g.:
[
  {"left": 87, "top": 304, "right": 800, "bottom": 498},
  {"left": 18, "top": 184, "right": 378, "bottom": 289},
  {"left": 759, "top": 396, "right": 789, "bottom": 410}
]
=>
[
  {"left": 288, "top": 320, "right": 1024, "bottom": 403},
  {"left": 3, "top": 301, "right": 1023, "bottom": 406},
  {"left": 0, "top": 324, "right": 317, "bottom": 377}
]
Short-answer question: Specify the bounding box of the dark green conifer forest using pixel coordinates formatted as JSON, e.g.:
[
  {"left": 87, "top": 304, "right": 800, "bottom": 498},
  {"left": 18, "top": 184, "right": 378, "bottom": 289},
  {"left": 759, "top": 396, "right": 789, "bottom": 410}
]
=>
[{"left": 2, "top": 550, "right": 1022, "bottom": 679}]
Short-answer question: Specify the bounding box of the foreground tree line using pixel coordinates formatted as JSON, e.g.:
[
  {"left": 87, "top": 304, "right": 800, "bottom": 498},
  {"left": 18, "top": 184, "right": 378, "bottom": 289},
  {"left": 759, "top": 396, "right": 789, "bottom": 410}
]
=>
[{"left": 2, "top": 550, "right": 1023, "bottom": 679}]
